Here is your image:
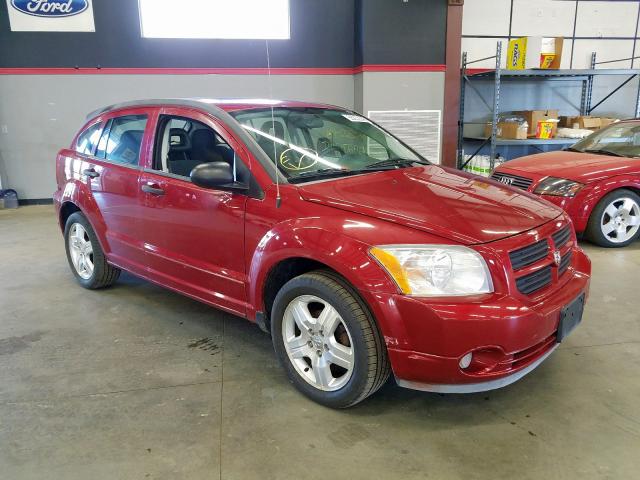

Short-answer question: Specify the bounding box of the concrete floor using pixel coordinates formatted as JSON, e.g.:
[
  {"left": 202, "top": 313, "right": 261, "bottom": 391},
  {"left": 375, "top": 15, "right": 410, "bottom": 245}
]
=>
[{"left": 1, "top": 205, "right": 639, "bottom": 480}]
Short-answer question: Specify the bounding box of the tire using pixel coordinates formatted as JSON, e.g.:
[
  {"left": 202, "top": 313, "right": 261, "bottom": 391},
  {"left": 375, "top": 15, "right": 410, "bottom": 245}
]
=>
[
  {"left": 271, "top": 270, "right": 390, "bottom": 408},
  {"left": 64, "top": 212, "right": 121, "bottom": 289},
  {"left": 585, "top": 189, "right": 640, "bottom": 248}
]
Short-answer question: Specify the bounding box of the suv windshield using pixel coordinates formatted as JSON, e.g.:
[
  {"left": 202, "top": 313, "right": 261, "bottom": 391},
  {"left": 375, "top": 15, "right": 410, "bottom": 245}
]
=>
[
  {"left": 230, "top": 107, "right": 427, "bottom": 182},
  {"left": 571, "top": 122, "right": 640, "bottom": 158}
]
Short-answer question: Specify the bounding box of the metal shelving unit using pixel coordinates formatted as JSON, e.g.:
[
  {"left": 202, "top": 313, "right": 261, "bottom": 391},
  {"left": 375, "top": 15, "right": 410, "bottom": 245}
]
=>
[{"left": 457, "top": 43, "right": 640, "bottom": 170}]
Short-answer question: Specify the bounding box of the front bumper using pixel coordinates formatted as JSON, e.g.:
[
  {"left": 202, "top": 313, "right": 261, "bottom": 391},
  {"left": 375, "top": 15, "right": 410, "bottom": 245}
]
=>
[{"left": 365, "top": 247, "right": 590, "bottom": 393}]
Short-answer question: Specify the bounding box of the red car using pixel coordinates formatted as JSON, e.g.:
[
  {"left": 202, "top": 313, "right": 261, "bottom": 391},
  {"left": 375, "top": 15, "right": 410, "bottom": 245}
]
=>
[
  {"left": 54, "top": 99, "right": 591, "bottom": 407},
  {"left": 493, "top": 120, "right": 640, "bottom": 248}
]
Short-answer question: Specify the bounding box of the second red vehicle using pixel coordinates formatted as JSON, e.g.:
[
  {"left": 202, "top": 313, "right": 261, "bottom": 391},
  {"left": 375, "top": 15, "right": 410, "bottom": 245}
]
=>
[
  {"left": 54, "top": 99, "right": 591, "bottom": 407},
  {"left": 493, "top": 120, "right": 640, "bottom": 247}
]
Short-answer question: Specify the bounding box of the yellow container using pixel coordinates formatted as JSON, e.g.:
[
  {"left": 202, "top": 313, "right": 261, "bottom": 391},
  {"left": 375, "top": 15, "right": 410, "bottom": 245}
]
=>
[{"left": 507, "top": 37, "right": 563, "bottom": 70}]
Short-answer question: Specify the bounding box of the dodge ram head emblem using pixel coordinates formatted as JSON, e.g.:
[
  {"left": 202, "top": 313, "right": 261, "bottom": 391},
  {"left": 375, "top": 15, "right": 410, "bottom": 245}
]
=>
[{"left": 553, "top": 250, "right": 561, "bottom": 267}]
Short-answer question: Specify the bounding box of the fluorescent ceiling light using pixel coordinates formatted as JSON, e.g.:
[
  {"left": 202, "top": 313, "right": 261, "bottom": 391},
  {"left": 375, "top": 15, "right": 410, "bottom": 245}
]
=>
[{"left": 139, "top": 0, "right": 290, "bottom": 39}]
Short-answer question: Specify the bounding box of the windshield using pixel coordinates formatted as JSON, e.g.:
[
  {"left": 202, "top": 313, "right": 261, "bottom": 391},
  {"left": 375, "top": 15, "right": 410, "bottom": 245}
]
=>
[
  {"left": 230, "top": 107, "right": 426, "bottom": 182},
  {"left": 571, "top": 122, "right": 640, "bottom": 158}
]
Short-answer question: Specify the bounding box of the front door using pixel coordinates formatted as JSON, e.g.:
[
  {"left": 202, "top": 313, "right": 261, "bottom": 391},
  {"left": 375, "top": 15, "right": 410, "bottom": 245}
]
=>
[{"left": 138, "top": 108, "right": 249, "bottom": 316}]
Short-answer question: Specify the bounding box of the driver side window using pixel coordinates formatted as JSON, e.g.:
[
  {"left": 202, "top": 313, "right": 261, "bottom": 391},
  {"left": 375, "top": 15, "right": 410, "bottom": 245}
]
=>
[{"left": 154, "top": 116, "right": 237, "bottom": 179}]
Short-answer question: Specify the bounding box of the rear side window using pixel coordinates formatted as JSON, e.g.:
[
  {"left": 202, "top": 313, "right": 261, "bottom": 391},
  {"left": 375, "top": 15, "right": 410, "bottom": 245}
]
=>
[
  {"left": 95, "top": 115, "right": 148, "bottom": 166},
  {"left": 75, "top": 122, "right": 103, "bottom": 155}
]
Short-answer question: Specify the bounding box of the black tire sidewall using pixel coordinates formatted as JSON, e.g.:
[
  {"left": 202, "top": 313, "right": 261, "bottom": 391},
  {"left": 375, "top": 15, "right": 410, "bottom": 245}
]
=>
[
  {"left": 271, "top": 274, "right": 372, "bottom": 408},
  {"left": 587, "top": 189, "right": 640, "bottom": 248},
  {"left": 64, "top": 212, "right": 103, "bottom": 288}
]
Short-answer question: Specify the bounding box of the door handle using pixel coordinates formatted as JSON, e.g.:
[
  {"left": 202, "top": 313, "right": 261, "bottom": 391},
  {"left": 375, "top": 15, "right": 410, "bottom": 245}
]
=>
[
  {"left": 142, "top": 183, "right": 165, "bottom": 196},
  {"left": 82, "top": 168, "right": 100, "bottom": 178}
]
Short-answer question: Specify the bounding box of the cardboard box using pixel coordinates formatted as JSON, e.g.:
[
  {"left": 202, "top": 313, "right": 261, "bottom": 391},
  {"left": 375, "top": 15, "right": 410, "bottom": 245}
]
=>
[
  {"left": 559, "top": 116, "right": 578, "bottom": 128},
  {"left": 515, "top": 110, "right": 558, "bottom": 136},
  {"left": 559, "top": 116, "right": 618, "bottom": 130},
  {"left": 484, "top": 122, "right": 528, "bottom": 140},
  {"left": 600, "top": 117, "right": 618, "bottom": 128},
  {"left": 507, "top": 37, "right": 563, "bottom": 70}
]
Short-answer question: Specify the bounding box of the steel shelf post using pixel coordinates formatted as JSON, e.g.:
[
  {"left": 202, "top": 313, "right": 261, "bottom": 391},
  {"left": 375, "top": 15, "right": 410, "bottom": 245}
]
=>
[{"left": 490, "top": 42, "right": 502, "bottom": 169}]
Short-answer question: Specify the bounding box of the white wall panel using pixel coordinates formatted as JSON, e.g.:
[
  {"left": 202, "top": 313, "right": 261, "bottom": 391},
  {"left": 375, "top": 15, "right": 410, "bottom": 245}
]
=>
[
  {"left": 511, "top": 0, "right": 576, "bottom": 37},
  {"left": 461, "top": 38, "right": 507, "bottom": 68},
  {"left": 572, "top": 39, "right": 634, "bottom": 68},
  {"left": 575, "top": 1, "right": 638, "bottom": 38},
  {"left": 462, "top": 0, "right": 510, "bottom": 36}
]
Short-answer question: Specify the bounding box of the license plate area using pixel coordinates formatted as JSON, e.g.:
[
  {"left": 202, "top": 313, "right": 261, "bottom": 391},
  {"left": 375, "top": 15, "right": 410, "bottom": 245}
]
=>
[{"left": 557, "top": 293, "right": 585, "bottom": 342}]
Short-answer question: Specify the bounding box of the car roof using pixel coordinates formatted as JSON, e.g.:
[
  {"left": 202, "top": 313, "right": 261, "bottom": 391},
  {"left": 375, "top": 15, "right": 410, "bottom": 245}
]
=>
[{"left": 87, "top": 98, "right": 345, "bottom": 119}]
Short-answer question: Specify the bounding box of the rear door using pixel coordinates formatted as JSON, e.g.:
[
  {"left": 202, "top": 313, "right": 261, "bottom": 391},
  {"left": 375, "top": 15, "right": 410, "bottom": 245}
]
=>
[
  {"left": 137, "top": 107, "right": 250, "bottom": 316},
  {"left": 86, "top": 108, "right": 156, "bottom": 270}
]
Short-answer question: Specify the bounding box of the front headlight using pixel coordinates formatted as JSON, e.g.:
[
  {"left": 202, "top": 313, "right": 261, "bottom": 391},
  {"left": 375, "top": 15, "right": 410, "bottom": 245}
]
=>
[
  {"left": 534, "top": 177, "right": 583, "bottom": 197},
  {"left": 369, "top": 245, "right": 493, "bottom": 296}
]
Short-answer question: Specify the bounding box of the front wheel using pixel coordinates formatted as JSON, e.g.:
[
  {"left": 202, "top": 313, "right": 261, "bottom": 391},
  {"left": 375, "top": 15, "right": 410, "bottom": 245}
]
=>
[
  {"left": 271, "top": 270, "right": 390, "bottom": 408},
  {"left": 585, "top": 189, "right": 640, "bottom": 247},
  {"left": 64, "top": 212, "right": 121, "bottom": 289}
]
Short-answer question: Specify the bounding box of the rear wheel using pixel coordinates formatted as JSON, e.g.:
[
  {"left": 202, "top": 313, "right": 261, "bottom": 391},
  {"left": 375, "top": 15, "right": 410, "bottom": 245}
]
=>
[
  {"left": 586, "top": 190, "right": 640, "bottom": 247},
  {"left": 64, "top": 212, "right": 120, "bottom": 289},
  {"left": 271, "top": 270, "right": 390, "bottom": 408}
]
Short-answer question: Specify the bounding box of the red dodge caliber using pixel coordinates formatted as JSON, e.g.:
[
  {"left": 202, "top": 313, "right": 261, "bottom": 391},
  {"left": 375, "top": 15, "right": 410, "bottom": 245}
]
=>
[{"left": 54, "top": 99, "right": 591, "bottom": 407}]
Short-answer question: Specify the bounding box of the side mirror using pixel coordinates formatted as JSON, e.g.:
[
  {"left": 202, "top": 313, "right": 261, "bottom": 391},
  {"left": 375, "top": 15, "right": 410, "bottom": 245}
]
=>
[{"left": 190, "top": 162, "right": 247, "bottom": 192}]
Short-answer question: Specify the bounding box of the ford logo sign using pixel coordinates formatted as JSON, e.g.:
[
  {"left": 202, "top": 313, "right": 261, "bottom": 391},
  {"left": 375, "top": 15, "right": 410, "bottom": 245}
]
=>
[{"left": 11, "top": 0, "right": 88, "bottom": 17}]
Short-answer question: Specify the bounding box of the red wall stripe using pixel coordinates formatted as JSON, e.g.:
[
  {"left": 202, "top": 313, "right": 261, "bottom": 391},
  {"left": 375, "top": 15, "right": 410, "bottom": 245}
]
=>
[{"left": 0, "top": 65, "right": 447, "bottom": 75}]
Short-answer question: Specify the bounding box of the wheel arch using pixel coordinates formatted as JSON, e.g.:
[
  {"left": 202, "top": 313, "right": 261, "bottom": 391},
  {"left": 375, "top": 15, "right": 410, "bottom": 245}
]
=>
[
  {"left": 247, "top": 223, "right": 399, "bottom": 335},
  {"left": 57, "top": 181, "right": 111, "bottom": 256},
  {"left": 577, "top": 177, "right": 640, "bottom": 227}
]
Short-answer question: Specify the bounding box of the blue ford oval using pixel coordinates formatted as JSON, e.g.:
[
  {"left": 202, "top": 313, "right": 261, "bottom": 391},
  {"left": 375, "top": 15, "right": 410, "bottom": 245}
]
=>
[{"left": 11, "top": 0, "right": 88, "bottom": 18}]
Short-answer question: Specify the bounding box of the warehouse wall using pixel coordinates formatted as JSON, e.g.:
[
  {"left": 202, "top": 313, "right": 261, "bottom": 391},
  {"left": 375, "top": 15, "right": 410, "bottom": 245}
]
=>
[
  {"left": 461, "top": 0, "right": 640, "bottom": 154},
  {"left": 0, "top": 74, "right": 355, "bottom": 200},
  {"left": 0, "top": 0, "right": 449, "bottom": 200},
  {"left": 462, "top": 0, "right": 640, "bottom": 69}
]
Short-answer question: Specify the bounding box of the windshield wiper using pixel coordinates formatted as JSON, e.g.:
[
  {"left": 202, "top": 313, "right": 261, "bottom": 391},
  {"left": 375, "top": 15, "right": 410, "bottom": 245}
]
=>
[
  {"left": 584, "top": 148, "right": 625, "bottom": 157},
  {"left": 363, "top": 158, "right": 428, "bottom": 170},
  {"left": 564, "top": 147, "right": 583, "bottom": 152},
  {"left": 287, "top": 168, "right": 353, "bottom": 184}
]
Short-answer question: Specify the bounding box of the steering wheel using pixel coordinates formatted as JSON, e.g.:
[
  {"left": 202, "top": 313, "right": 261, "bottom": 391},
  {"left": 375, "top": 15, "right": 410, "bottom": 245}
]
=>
[{"left": 319, "top": 145, "right": 345, "bottom": 158}]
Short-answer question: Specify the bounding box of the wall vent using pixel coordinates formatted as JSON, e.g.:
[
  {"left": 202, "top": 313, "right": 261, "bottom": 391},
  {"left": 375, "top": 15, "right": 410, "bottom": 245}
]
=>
[{"left": 367, "top": 110, "right": 441, "bottom": 164}]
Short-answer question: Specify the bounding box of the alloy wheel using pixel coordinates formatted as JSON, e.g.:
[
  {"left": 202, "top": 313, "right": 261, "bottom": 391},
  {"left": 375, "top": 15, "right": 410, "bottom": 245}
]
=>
[
  {"left": 68, "top": 223, "right": 94, "bottom": 279},
  {"left": 282, "top": 294, "right": 354, "bottom": 391},
  {"left": 600, "top": 197, "right": 640, "bottom": 244}
]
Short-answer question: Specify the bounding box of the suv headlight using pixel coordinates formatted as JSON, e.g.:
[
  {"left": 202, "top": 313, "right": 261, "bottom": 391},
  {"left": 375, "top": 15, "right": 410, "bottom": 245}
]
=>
[
  {"left": 369, "top": 245, "right": 493, "bottom": 296},
  {"left": 534, "top": 177, "right": 583, "bottom": 197}
]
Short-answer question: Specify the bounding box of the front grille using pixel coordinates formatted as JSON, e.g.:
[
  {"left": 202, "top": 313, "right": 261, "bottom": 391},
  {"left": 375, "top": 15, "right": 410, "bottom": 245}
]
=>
[
  {"left": 516, "top": 265, "right": 553, "bottom": 295},
  {"left": 508, "top": 224, "right": 575, "bottom": 296},
  {"left": 559, "top": 251, "right": 572, "bottom": 275},
  {"left": 552, "top": 225, "right": 571, "bottom": 248},
  {"left": 509, "top": 239, "right": 549, "bottom": 270},
  {"left": 490, "top": 172, "right": 534, "bottom": 190}
]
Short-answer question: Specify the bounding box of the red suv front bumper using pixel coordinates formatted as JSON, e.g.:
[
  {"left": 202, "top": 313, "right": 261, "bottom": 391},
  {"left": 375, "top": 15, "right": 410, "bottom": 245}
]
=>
[{"left": 363, "top": 222, "right": 591, "bottom": 393}]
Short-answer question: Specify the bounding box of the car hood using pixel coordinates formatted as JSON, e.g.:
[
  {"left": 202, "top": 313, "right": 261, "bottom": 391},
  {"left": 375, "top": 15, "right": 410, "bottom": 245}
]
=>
[
  {"left": 500, "top": 151, "right": 640, "bottom": 183},
  {"left": 297, "top": 165, "right": 561, "bottom": 245}
]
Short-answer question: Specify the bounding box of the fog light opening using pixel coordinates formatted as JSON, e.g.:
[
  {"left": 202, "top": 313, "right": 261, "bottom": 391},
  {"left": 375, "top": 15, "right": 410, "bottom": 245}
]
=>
[{"left": 459, "top": 352, "right": 473, "bottom": 370}]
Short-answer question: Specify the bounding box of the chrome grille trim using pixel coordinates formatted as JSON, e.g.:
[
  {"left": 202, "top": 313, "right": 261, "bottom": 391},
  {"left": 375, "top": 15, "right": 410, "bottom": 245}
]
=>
[{"left": 490, "top": 172, "right": 534, "bottom": 190}]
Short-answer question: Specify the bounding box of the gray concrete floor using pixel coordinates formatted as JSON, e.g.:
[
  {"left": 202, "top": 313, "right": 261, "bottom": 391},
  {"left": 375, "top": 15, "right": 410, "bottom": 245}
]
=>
[{"left": 1, "top": 205, "right": 639, "bottom": 480}]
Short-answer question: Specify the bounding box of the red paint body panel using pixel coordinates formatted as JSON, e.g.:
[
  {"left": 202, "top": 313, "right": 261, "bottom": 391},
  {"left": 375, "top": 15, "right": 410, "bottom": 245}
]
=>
[
  {"left": 495, "top": 147, "right": 640, "bottom": 234},
  {"left": 54, "top": 100, "right": 592, "bottom": 391}
]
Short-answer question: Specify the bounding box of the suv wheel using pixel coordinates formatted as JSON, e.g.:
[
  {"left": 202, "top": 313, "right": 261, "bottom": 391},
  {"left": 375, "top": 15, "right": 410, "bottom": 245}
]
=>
[
  {"left": 64, "top": 212, "right": 121, "bottom": 289},
  {"left": 271, "top": 270, "right": 390, "bottom": 408},
  {"left": 586, "top": 189, "right": 640, "bottom": 247}
]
